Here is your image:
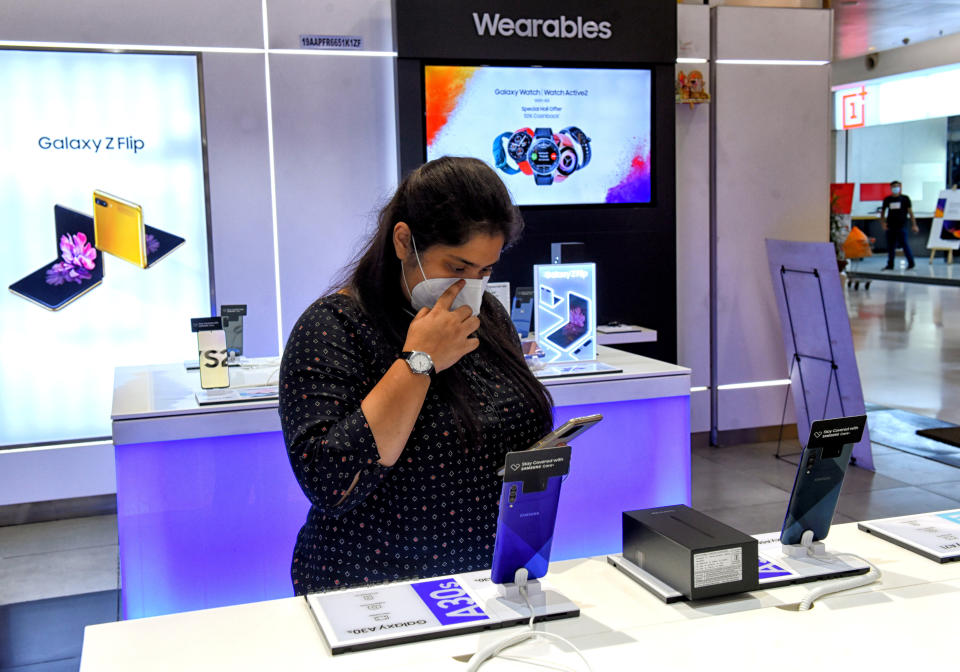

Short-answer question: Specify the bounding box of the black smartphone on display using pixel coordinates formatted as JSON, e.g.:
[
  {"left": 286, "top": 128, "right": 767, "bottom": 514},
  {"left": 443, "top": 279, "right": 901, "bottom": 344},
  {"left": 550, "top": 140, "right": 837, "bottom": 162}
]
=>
[
  {"left": 497, "top": 414, "right": 602, "bottom": 477},
  {"left": 511, "top": 286, "right": 534, "bottom": 337},
  {"left": 780, "top": 415, "right": 867, "bottom": 545},
  {"left": 9, "top": 205, "right": 104, "bottom": 311}
]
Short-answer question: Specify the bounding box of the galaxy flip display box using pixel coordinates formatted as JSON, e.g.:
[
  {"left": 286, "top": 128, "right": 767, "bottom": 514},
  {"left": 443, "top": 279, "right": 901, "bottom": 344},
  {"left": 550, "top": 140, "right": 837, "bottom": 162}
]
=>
[{"left": 623, "top": 505, "right": 759, "bottom": 600}]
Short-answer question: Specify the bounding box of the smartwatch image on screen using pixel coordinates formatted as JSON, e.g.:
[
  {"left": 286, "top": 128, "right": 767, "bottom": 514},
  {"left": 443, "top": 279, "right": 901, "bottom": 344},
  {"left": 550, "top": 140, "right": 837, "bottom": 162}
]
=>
[
  {"left": 560, "top": 126, "right": 591, "bottom": 168},
  {"left": 9, "top": 205, "right": 105, "bottom": 311},
  {"left": 492, "top": 127, "right": 591, "bottom": 186},
  {"left": 529, "top": 128, "right": 561, "bottom": 185},
  {"left": 93, "top": 190, "right": 185, "bottom": 268}
]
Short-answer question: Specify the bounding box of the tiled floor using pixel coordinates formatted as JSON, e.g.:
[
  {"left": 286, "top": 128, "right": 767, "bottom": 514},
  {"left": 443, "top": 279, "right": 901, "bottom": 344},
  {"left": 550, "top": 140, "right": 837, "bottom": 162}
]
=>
[
  {"left": 847, "top": 253, "right": 960, "bottom": 284},
  {"left": 2, "top": 280, "right": 959, "bottom": 671},
  {"left": 847, "top": 279, "right": 960, "bottom": 424},
  {"left": 0, "top": 517, "right": 118, "bottom": 672},
  {"left": 693, "top": 440, "right": 960, "bottom": 535}
]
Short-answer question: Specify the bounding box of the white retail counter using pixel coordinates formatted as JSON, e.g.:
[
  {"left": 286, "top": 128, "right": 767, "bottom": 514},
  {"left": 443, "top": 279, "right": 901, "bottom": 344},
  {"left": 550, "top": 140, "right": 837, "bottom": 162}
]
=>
[
  {"left": 111, "top": 347, "right": 691, "bottom": 618},
  {"left": 111, "top": 346, "right": 689, "bottom": 440},
  {"left": 80, "top": 522, "right": 960, "bottom": 671}
]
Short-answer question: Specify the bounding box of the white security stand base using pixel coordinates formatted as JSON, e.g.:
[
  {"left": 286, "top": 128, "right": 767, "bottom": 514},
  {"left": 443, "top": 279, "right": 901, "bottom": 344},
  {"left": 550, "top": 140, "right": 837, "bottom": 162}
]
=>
[
  {"left": 781, "top": 529, "right": 826, "bottom": 558},
  {"left": 496, "top": 578, "right": 542, "bottom": 602}
]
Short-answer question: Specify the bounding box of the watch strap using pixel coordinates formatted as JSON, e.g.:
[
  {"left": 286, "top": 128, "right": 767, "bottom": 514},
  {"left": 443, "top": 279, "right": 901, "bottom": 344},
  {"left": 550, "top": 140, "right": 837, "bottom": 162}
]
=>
[
  {"left": 492, "top": 132, "right": 520, "bottom": 175},
  {"left": 400, "top": 350, "right": 435, "bottom": 376},
  {"left": 562, "top": 126, "right": 591, "bottom": 167}
]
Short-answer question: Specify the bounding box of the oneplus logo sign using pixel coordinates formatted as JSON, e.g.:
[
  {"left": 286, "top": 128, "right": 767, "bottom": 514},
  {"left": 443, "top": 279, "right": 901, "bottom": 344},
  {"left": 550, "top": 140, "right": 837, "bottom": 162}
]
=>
[{"left": 842, "top": 87, "right": 867, "bottom": 129}]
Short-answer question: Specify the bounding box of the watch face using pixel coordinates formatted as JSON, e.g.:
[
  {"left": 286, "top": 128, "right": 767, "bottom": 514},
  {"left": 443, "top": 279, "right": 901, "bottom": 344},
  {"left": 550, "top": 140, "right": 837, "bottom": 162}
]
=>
[
  {"left": 557, "top": 146, "right": 578, "bottom": 176},
  {"left": 409, "top": 351, "right": 432, "bottom": 373},
  {"left": 507, "top": 131, "right": 533, "bottom": 162},
  {"left": 528, "top": 139, "right": 560, "bottom": 175}
]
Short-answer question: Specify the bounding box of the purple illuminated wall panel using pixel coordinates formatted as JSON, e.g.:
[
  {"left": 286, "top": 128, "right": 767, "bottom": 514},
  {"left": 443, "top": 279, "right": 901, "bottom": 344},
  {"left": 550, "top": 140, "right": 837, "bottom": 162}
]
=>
[
  {"left": 551, "top": 396, "right": 691, "bottom": 560},
  {"left": 115, "top": 431, "right": 308, "bottom": 619},
  {"left": 115, "top": 395, "right": 689, "bottom": 618}
]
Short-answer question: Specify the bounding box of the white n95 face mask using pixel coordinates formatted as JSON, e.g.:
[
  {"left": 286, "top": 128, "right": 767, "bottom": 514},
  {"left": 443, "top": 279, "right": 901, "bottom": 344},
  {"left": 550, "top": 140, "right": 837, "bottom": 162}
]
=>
[{"left": 403, "top": 236, "right": 489, "bottom": 316}]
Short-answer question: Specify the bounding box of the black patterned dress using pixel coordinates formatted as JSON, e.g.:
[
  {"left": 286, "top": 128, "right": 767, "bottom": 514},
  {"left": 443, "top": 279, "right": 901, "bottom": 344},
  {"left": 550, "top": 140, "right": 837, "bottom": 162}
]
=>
[{"left": 279, "top": 293, "right": 551, "bottom": 593}]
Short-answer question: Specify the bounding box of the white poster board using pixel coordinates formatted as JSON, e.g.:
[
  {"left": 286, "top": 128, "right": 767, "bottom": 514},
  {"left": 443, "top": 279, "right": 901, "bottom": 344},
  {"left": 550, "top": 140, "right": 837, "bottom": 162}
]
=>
[{"left": 927, "top": 190, "right": 960, "bottom": 251}]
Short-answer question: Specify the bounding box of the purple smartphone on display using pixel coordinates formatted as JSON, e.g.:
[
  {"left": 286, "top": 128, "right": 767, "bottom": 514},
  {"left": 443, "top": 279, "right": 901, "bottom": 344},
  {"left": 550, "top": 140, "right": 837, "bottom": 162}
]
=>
[{"left": 490, "top": 445, "right": 571, "bottom": 585}]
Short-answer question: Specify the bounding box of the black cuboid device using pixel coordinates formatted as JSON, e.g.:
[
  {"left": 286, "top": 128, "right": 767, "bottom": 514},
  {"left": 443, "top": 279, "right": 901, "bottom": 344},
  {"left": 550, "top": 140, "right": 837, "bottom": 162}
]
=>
[{"left": 622, "top": 505, "right": 759, "bottom": 601}]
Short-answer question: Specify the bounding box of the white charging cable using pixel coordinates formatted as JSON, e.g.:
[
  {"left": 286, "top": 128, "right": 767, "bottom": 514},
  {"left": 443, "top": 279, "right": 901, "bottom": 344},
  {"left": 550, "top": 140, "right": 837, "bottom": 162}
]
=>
[
  {"left": 465, "top": 568, "right": 594, "bottom": 672},
  {"left": 789, "top": 532, "right": 881, "bottom": 611}
]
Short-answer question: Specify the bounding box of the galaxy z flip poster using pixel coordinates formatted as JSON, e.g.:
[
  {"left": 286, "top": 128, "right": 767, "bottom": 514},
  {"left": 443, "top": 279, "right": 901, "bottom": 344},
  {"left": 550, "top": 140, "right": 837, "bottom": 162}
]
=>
[
  {"left": 0, "top": 49, "right": 211, "bottom": 446},
  {"left": 534, "top": 263, "right": 597, "bottom": 363}
]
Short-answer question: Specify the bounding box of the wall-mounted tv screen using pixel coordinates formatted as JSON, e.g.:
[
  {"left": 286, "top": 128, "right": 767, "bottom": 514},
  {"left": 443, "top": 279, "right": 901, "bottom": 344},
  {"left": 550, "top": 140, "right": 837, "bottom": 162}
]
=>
[{"left": 424, "top": 64, "right": 652, "bottom": 207}]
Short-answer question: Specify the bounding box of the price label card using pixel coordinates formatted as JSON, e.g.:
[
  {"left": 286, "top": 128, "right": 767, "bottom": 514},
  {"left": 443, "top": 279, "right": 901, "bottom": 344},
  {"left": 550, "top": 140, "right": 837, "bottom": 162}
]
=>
[
  {"left": 860, "top": 509, "right": 960, "bottom": 562},
  {"left": 306, "top": 570, "right": 578, "bottom": 654}
]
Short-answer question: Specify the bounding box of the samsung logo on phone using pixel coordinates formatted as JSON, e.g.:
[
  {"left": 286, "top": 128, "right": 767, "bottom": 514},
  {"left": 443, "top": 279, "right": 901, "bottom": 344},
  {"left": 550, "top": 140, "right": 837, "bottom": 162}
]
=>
[
  {"left": 473, "top": 13, "right": 612, "bottom": 40},
  {"left": 518, "top": 511, "right": 541, "bottom": 518}
]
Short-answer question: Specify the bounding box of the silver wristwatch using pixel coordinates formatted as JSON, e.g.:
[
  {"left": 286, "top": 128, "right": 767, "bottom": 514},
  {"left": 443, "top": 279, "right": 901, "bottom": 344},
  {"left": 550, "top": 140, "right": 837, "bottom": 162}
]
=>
[{"left": 400, "top": 350, "right": 435, "bottom": 376}]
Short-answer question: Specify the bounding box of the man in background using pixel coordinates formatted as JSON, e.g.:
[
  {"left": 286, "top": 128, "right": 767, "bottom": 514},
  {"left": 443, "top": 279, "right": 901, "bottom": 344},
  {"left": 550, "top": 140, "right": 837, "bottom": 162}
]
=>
[{"left": 880, "top": 180, "right": 919, "bottom": 270}]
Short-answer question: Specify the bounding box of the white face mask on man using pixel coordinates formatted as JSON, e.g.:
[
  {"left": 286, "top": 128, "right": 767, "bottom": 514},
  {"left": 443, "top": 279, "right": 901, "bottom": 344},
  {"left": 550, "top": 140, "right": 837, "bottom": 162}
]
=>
[{"left": 402, "top": 235, "right": 488, "bottom": 316}]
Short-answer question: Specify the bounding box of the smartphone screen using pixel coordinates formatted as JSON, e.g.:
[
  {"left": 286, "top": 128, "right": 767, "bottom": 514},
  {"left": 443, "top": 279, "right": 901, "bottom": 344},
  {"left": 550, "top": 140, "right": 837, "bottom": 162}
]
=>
[
  {"left": 530, "top": 413, "right": 602, "bottom": 451},
  {"left": 197, "top": 329, "right": 230, "bottom": 389},
  {"left": 497, "top": 414, "right": 601, "bottom": 477},
  {"left": 143, "top": 223, "right": 186, "bottom": 267},
  {"left": 545, "top": 293, "right": 589, "bottom": 350},
  {"left": 8, "top": 206, "right": 104, "bottom": 311},
  {"left": 223, "top": 315, "right": 243, "bottom": 358}
]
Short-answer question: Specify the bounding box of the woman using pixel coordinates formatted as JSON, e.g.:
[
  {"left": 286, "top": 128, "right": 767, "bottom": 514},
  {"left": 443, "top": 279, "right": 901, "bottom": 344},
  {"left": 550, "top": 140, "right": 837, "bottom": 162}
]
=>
[{"left": 279, "top": 156, "right": 554, "bottom": 593}]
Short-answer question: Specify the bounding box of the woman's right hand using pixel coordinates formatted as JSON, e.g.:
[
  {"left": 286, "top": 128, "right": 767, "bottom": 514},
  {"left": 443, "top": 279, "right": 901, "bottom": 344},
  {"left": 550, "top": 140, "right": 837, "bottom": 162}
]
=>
[{"left": 403, "top": 280, "right": 481, "bottom": 372}]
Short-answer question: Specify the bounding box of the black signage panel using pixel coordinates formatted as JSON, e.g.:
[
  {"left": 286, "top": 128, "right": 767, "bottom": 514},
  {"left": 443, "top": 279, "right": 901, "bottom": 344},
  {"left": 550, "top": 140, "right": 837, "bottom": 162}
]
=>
[{"left": 395, "top": 0, "right": 676, "bottom": 64}]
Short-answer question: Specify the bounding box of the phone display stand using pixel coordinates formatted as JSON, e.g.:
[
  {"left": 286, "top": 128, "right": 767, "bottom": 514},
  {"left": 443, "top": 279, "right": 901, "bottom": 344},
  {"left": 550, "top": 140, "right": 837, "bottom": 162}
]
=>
[
  {"left": 781, "top": 529, "right": 826, "bottom": 558},
  {"left": 496, "top": 578, "right": 542, "bottom": 602}
]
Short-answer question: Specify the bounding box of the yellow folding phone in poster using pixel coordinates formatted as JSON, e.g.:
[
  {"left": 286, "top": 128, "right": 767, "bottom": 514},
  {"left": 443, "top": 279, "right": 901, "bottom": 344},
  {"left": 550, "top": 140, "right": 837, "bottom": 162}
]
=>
[{"left": 93, "top": 190, "right": 147, "bottom": 268}]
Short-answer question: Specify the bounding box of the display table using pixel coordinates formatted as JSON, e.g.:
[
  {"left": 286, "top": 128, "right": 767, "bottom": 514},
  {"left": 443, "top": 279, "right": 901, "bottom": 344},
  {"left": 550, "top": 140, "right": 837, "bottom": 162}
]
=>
[
  {"left": 80, "top": 522, "right": 960, "bottom": 671},
  {"left": 111, "top": 347, "right": 691, "bottom": 618}
]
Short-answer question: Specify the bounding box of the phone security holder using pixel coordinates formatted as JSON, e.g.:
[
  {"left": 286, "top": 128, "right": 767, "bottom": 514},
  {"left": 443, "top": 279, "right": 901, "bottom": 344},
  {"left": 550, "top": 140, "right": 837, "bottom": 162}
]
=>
[
  {"left": 781, "top": 529, "right": 827, "bottom": 558},
  {"left": 496, "top": 577, "right": 543, "bottom": 602}
]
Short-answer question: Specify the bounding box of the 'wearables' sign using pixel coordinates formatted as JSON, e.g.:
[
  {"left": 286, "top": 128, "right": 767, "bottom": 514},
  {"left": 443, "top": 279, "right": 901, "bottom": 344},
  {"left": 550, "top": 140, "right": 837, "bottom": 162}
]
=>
[
  {"left": 396, "top": 0, "right": 675, "bottom": 63},
  {"left": 471, "top": 13, "right": 612, "bottom": 40}
]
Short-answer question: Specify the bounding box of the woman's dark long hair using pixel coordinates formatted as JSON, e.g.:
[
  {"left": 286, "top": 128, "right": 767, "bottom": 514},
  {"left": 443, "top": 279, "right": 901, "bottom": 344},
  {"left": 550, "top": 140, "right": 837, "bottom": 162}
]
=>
[{"left": 345, "top": 156, "right": 553, "bottom": 443}]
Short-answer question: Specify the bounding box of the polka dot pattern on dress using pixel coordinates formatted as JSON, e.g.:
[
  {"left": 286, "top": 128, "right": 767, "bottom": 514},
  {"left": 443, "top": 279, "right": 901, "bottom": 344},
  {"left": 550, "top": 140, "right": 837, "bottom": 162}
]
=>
[{"left": 279, "top": 293, "right": 551, "bottom": 594}]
